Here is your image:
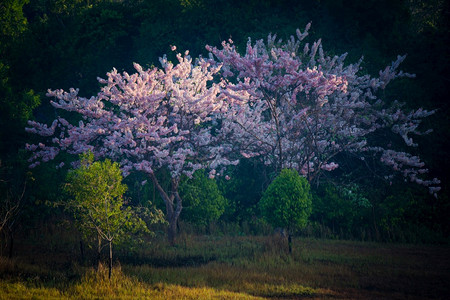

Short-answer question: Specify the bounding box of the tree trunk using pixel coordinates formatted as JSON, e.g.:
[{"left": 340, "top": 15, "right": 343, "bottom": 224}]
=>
[
  {"left": 108, "top": 240, "right": 112, "bottom": 279},
  {"left": 8, "top": 229, "right": 13, "bottom": 259},
  {"left": 80, "top": 240, "right": 85, "bottom": 263},
  {"left": 166, "top": 189, "right": 182, "bottom": 246},
  {"left": 372, "top": 206, "right": 380, "bottom": 241},
  {"left": 96, "top": 234, "right": 102, "bottom": 271},
  {"left": 288, "top": 233, "right": 292, "bottom": 254},
  {"left": 168, "top": 219, "right": 177, "bottom": 246},
  {"left": 149, "top": 173, "right": 182, "bottom": 246}
]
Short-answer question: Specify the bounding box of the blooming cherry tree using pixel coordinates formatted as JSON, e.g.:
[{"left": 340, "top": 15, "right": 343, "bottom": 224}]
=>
[
  {"left": 207, "top": 23, "right": 440, "bottom": 196},
  {"left": 26, "top": 51, "right": 246, "bottom": 244}
]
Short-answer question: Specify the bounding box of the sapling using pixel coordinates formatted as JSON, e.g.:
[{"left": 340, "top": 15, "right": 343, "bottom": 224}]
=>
[{"left": 64, "top": 152, "right": 160, "bottom": 278}]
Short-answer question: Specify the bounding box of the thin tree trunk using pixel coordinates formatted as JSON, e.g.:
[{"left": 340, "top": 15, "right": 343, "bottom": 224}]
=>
[
  {"left": 8, "top": 230, "right": 13, "bottom": 258},
  {"left": 372, "top": 206, "right": 380, "bottom": 241},
  {"left": 165, "top": 192, "right": 176, "bottom": 245},
  {"left": 80, "top": 240, "right": 85, "bottom": 263},
  {"left": 108, "top": 240, "right": 112, "bottom": 279},
  {"left": 0, "top": 231, "right": 3, "bottom": 256},
  {"left": 96, "top": 234, "right": 101, "bottom": 271},
  {"left": 288, "top": 233, "right": 292, "bottom": 254}
]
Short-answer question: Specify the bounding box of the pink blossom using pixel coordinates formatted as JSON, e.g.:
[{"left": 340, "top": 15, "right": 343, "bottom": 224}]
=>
[
  {"left": 321, "top": 162, "right": 339, "bottom": 171},
  {"left": 207, "top": 24, "right": 438, "bottom": 193}
]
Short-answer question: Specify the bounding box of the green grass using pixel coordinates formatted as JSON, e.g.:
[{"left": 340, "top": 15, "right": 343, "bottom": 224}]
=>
[
  {"left": 0, "top": 234, "right": 449, "bottom": 299},
  {"left": 0, "top": 268, "right": 262, "bottom": 299}
]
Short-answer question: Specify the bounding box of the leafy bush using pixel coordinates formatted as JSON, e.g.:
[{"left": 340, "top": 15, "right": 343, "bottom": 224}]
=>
[
  {"left": 259, "top": 169, "right": 312, "bottom": 233},
  {"left": 179, "top": 171, "right": 227, "bottom": 228}
]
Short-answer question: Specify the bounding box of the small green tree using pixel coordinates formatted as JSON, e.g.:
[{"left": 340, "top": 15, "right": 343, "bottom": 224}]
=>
[
  {"left": 179, "top": 171, "right": 227, "bottom": 230},
  {"left": 64, "top": 152, "right": 161, "bottom": 279},
  {"left": 259, "top": 169, "right": 312, "bottom": 253}
]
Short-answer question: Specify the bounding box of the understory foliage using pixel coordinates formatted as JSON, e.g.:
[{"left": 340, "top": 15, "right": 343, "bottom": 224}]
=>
[
  {"left": 260, "top": 169, "right": 312, "bottom": 233},
  {"left": 179, "top": 170, "right": 227, "bottom": 228},
  {"left": 310, "top": 183, "right": 372, "bottom": 237}
]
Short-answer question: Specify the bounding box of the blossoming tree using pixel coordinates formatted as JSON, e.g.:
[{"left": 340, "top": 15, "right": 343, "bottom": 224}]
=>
[
  {"left": 207, "top": 23, "right": 440, "bottom": 196},
  {"left": 26, "top": 51, "right": 247, "bottom": 244}
]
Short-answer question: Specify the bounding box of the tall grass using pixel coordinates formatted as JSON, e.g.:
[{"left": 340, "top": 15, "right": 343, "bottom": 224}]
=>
[{"left": 0, "top": 233, "right": 449, "bottom": 299}]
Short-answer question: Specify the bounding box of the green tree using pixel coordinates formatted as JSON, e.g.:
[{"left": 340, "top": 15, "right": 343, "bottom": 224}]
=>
[
  {"left": 0, "top": 0, "right": 29, "bottom": 53},
  {"left": 0, "top": 63, "right": 40, "bottom": 153},
  {"left": 259, "top": 169, "right": 312, "bottom": 253},
  {"left": 64, "top": 152, "right": 162, "bottom": 278},
  {"left": 179, "top": 171, "right": 227, "bottom": 230}
]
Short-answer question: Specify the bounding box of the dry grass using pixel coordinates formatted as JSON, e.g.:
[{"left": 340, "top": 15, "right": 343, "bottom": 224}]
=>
[{"left": 0, "top": 234, "right": 449, "bottom": 299}]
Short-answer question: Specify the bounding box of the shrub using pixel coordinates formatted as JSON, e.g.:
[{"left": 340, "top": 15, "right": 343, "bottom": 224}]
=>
[
  {"left": 259, "top": 169, "right": 312, "bottom": 252},
  {"left": 179, "top": 171, "right": 227, "bottom": 229}
]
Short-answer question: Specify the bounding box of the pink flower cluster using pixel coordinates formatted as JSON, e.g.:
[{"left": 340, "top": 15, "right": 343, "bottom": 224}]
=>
[
  {"left": 206, "top": 23, "right": 438, "bottom": 195},
  {"left": 26, "top": 52, "right": 246, "bottom": 180},
  {"left": 26, "top": 23, "right": 439, "bottom": 196}
]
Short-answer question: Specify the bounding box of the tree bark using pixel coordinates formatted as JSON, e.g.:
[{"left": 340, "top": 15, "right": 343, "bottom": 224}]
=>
[
  {"left": 80, "top": 240, "right": 85, "bottom": 263},
  {"left": 166, "top": 179, "right": 182, "bottom": 246},
  {"left": 108, "top": 240, "right": 112, "bottom": 279},
  {"left": 96, "top": 234, "right": 102, "bottom": 271},
  {"left": 8, "top": 229, "right": 13, "bottom": 258},
  {"left": 288, "top": 233, "right": 292, "bottom": 254},
  {"left": 372, "top": 206, "right": 380, "bottom": 242},
  {"left": 168, "top": 218, "right": 177, "bottom": 246},
  {"left": 149, "top": 173, "right": 182, "bottom": 245}
]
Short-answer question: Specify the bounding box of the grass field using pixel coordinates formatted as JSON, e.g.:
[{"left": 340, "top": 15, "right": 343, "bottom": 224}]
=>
[{"left": 0, "top": 233, "right": 449, "bottom": 299}]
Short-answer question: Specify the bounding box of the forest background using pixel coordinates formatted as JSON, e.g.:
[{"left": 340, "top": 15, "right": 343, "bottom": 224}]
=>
[{"left": 1, "top": 0, "right": 449, "bottom": 252}]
